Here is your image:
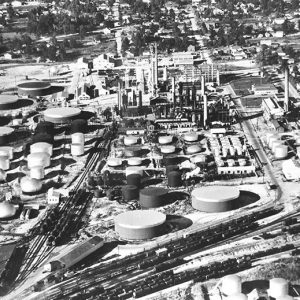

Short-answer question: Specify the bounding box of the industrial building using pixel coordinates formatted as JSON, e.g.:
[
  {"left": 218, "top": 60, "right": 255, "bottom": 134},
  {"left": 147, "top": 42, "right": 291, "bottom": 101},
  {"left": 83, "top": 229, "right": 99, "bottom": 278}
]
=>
[
  {"left": 191, "top": 186, "right": 240, "bottom": 212},
  {"left": 114, "top": 210, "right": 166, "bottom": 240}
]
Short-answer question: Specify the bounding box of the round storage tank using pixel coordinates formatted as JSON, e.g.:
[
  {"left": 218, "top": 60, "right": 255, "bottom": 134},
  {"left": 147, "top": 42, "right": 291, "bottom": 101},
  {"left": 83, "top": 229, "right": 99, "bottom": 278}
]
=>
[
  {"left": 139, "top": 187, "right": 169, "bottom": 208},
  {"left": 124, "top": 136, "right": 138, "bottom": 146},
  {"left": 127, "top": 174, "right": 141, "bottom": 188},
  {"left": 20, "top": 177, "right": 43, "bottom": 195},
  {"left": 71, "top": 132, "right": 85, "bottom": 144},
  {"left": 238, "top": 159, "right": 246, "bottom": 166},
  {"left": 166, "top": 164, "right": 179, "bottom": 175},
  {"left": 35, "top": 122, "right": 55, "bottom": 135},
  {"left": 0, "top": 127, "right": 14, "bottom": 145},
  {"left": 0, "top": 169, "right": 6, "bottom": 182},
  {"left": 227, "top": 159, "right": 235, "bottom": 167},
  {"left": 192, "top": 186, "right": 240, "bottom": 212},
  {"left": 30, "top": 166, "right": 45, "bottom": 179},
  {"left": 158, "top": 135, "right": 173, "bottom": 145},
  {"left": 0, "top": 146, "right": 13, "bottom": 159},
  {"left": 222, "top": 275, "right": 242, "bottom": 296},
  {"left": 269, "top": 135, "right": 280, "bottom": 149},
  {"left": 71, "top": 143, "right": 84, "bottom": 156},
  {"left": 32, "top": 133, "right": 54, "bottom": 145},
  {"left": 187, "top": 144, "right": 201, "bottom": 154},
  {"left": 126, "top": 166, "right": 144, "bottom": 177},
  {"left": 127, "top": 157, "right": 143, "bottom": 166},
  {"left": 184, "top": 132, "right": 198, "bottom": 142},
  {"left": 71, "top": 119, "right": 88, "bottom": 134},
  {"left": 30, "top": 142, "right": 53, "bottom": 156},
  {"left": 115, "top": 210, "right": 166, "bottom": 240},
  {"left": 168, "top": 171, "right": 182, "bottom": 187},
  {"left": 0, "top": 201, "right": 16, "bottom": 219},
  {"left": 44, "top": 107, "right": 81, "bottom": 123},
  {"left": 269, "top": 278, "right": 289, "bottom": 298},
  {"left": 272, "top": 140, "right": 284, "bottom": 153},
  {"left": 0, "top": 156, "right": 10, "bottom": 170},
  {"left": 27, "top": 152, "right": 50, "bottom": 168},
  {"left": 124, "top": 147, "right": 140, "bottom": 157},
  {"left": 108, "top": 158, "right": 122, "bottom": 167},
  {"left": 161, "top": 145, "right": 176, "bottom": 154},
  {"left": 274, "top": 145, "right": 288, "bottom": 159},
  {"left": 122, "top": 185, "right": 139, "bottom": 201}
]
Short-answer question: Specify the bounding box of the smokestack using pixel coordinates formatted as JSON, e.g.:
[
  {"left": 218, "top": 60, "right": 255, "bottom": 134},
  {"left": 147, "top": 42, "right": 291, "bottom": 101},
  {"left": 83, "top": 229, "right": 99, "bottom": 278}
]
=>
[
  {"left": 216, "top": 70, "right": 220, "bottom": 86},
  {"left": 211, "top": 64, "right": 214, "bottom": 82},
  {"left": 203, "top": 94, "right": 208, "bottom": 127},
  {"left": 163, "top": 66, "right": 167, "bottom": 81},
  {"left": 118, "top": 79, "right": 122, "bottom": 110},
  {"left": 172, "top": 77, "right": 176, "bottom": 108},
  {"left": 201, "top": 76, "right": 205, "bottom": 96},
  {"left": 139, "top": 90, "right": 142, "bottom": 107},
  {"left": 284, "top": 66, "right": 289, "bottom": 112}
]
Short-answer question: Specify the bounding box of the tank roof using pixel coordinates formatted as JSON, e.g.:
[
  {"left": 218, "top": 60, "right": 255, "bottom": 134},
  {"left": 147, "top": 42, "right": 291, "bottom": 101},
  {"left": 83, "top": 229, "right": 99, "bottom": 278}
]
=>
[
  {"left": 140, "top": 187, "right": 168, "bottom": 197},
  {"left": 115, "top": 210, "right": 166, "bottom": 229},
  {"left": 0, "top": 201, "right": 16, "bottom": 219},
  {"left": 192, "top": 186, "right": 240, "bottom": 203},
  {"left": 44, "top": 107, "right": 81, "bottom": 119},
  {"left": 0, "top": 126, "right": 14, "bottom": 136},
  {"left": 17, "top": 81, "right": 51, "bottom": 90},
  {"left": 0, "top": 94, "right": 18, "bottom": 105}
]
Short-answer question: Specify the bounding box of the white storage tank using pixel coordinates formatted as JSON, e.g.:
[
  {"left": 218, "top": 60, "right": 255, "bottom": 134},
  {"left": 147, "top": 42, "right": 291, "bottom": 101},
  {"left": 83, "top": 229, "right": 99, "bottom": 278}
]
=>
[
  {"left": 184, "top": 132, "right": 198, "bottom": 142},
  {"left": 0, "top": 156, "right": 10, "bottom": 170},
  {"left": 30, "top": 166, "right": 45, "bottom": 179},
  {"left": 274, "top": 145, "right": 288, "bottom": 159},
  {"left": 158, "top": 135, "right": 173, "bottom": 145},
  {"left": 227, "top": 159, "right": 235, "bottom": 167},
  {"left": 20, "top": 177, "right": 43, "bottom": 194},
  {"left": 187, "top": 145, "right": 201, "bottom": 154},
  {"left": 216, "top": 160, "right": 225, "bottom": 167},
  {"left": 222, "top": 275, "right": 242, "bottom": 296},
  {"left": 268, "top": 278, "right": 289, "bottom": 298},
  {"left": 161, "top": 145, "right": 176, "bottom": 154},
  {"left": 71, "top": 132, "right": 85, "bottom": 144},
  {"left": 297, "top": 146, "right": 300, "bottom": 157},
  {"left": 269, "top": 135, "right": 280, "bottom": 149},
  {"left": 191, "top": 154, "right": 206, "bottom": 163},
  {"left": 107, "top": 158, "right": 123, "bottom": 167},
  {"left": 27, "top": 152, "right": 51, "bottom": 168},
  {"left": 127, "top": 157, "right": 143, "bottom": 166},
  {"left": 0, "top": 147, "right": 13, "bottom": 159},
  {"left": 30, "top": 142, "right": 53, "bottom": 156},
  {"left": 71, "top": 143, "right": 85, "bottom": 156},
  {"left": 238, "top": 158, "right": 246, "bottom": 166},
  {"left": 272, "top": 141, "right": 284, "bottom": 153},
  {"left": 124, "top": 136, "right": 138, "bottom": 146},
  {"left": 126, "top": 166, "right": 144, "bottom": 177}
]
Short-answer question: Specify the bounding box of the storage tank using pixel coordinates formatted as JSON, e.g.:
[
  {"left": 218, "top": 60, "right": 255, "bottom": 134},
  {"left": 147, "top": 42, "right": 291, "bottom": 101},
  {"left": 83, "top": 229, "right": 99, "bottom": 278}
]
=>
[
  {"left": 184, "top": 132, "right": 198, "bottom": 142},
  {"left": 0, "top": 146, "right": 13, "bottom": 159},
  {"left": 166, "top": 164, "right": 179, "bottom": 175},
  {"left": 127, "top": 174, "right": 141, "bottom": 187},
  {"left": 27, "top": 152, "right": 51, "bottom": 168},
  {"left": 139, "top": 187, "right": 169, "bottom": 208},
  {"left": 124, "top": 147, "right": 140, "bottom": 157},
  {"left": 274, "top": 145, "right": 288, "bottom": 159},
  {"left": 0, "top": 127, "right": 14, "bottom": 145},
  {"left": 71, "top": 119, "right": 88, "bottom": 134},
  {"left": 124, "top": 136, "right": 138, "bottom": 146},
  {"left": 227, "top": 159, "right": 235, "bottom": 167},
  {"left": 30, "top": 142, "right": 53, "bottom": 156},
  {"left": 0, "top": 156, "right": 10, "bottom": 170},
  {"left": 222, "top": 275, "right": 242, "bottom": 296},
  {"left": 35, "top": 121, "right": 54, "bottom": 135},
  {"left": 272, "top": 140, "right": 284, "bottom": 153},
  {"left": 0, "top": 201, "right": 16, "bottom": 219},
  {"left": 71, "top": 133, "right": 85, "bottom": 144},
  {"left": 122, "top": 185, "right": 139, "bottom": 201},
  {"left": 126, "top": 166, "right": 145, "bottom": 177},
  {"left": 127, "top": 157, "right": 143, "bottom": 166},
  {"left": 186, "top": 144, "right": 201, "bottom": 154},
  {"left": 167, "top": 171, "right": 182, "bottom": 187},
  {"left": 32, "top": 133, "right": 54, "bottom": 145},
  {"left": 71, "top": 143, "right": 84, "bottom": 156},
  {"left": 238, "top": 158, "right": 246, "bottom": 166},
  {"left": 30, "top": 166, "right": 45, "bottom": 179},
  {"left": 269, "top": 135, "right": 280, "bottom": 149},
  {"left": 161, "top": 145, "right": 176, "bottom": 154},
  {"left": 20, "top": 177, "right": 43, "bottom": 194},
  {"left": 269, "top": 278, "right": 289, "bottom": 298},
  {"left": 107, "top": 158, "right": 122, "bottom": 167},
  {"left": 191, "top": 154, "right": 206, "bottom": 164},
  {"left": 158, "top": 135, "right": 173, "bottom": 145}
]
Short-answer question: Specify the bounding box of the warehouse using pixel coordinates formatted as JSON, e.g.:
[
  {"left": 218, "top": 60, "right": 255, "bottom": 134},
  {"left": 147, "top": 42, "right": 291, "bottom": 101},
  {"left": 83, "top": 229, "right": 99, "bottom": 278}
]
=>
[
  {"left": 115, "top": 210, "right": 167, "bottom": 240},
  {"left": 43, "top": 107, "right": 81, "bottom": 124},
  {"left": 192, "top": 186, "right": 240, "bottom": 212}
]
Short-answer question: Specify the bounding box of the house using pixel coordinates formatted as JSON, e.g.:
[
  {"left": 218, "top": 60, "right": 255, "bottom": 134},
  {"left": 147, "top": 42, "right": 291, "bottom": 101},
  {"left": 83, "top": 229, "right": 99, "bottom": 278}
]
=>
[
  {"left": 270, "top": 119, "right": 284, "bottom": 133},
  {"left": 3, "top": 52, "right": 17, "bottom": 60},
  {"left": 47, "top": 188, "right": 61, "bottom": 205},
  {"left": 76, "top": 83, "right": 91, "bottom": 101}
]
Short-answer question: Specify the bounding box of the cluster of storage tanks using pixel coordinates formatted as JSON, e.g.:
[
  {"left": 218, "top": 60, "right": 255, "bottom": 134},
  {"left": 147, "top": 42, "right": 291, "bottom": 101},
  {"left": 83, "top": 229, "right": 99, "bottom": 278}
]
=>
[
  {"left": 221, "top": 275, "right": 293, "bottom": 300},
  {"left": 266, "top": 133, "right": 289, "bottom": 159},
  {"left": 209, "top": 135, "right": 246, "bottom": 158}
]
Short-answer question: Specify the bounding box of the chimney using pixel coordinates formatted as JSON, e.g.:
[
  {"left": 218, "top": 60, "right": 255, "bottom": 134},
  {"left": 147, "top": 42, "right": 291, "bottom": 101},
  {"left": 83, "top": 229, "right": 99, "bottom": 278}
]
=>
[
  {"left": 201, "top": 75, "right": 205, "bottom": 96},
  {"left": 118, "top": 79, "right": 122, "bottom": 110},
  {"left": 284, "top": 66, "right": 289, "bottom": 112},
  {"left": 172, "top": 77, "right": 176, "bottom": 108},
  {"left": 203, "top": 94, "right": 208, "bottom": 127},
  {"left": 216, "top": 69, "right": 220, "bottom": 86}
]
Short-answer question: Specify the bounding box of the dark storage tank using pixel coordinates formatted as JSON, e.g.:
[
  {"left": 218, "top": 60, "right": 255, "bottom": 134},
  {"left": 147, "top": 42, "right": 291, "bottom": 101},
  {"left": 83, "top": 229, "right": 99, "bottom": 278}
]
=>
[
  {"left": 127, "top": 174, "right": 142, "bottom": 188},
  {"left": 71, "top": 119, "right": 88, "bottom": 134},
  {"left": 139, "top": 187, "right": 169, "bottom": 208},
  {"left": 32, "top": 133, "right": 54, "bottom": 145},
  {"left": 35, "top": 122, "right": 55, "bottom": 135},
  {"left": 166, "top": 165, "right": 179, "bottom": 175},
  {"left": 124, "top": 147, "right": 141, "bottom": 158},
  {"left": 167, "top": 171, "right": 182, "bottom": 187},
  {"left": 122, "top": 185, "right": 139, "bottom": 201},
  {"left": 0, "top": 127, "right": 14, "bottom": 146},
  {"left": 164, "top": 156, "right": 178, "bottom": 166}
]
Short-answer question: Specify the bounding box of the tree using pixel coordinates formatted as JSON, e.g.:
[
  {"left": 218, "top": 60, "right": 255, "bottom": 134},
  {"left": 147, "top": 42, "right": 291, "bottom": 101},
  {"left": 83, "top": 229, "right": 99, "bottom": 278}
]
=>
[
  {"left": 282, "top": 20, "right": 295, "bottom": 35},
  {"left": 7, "top": 4, "right": 14, "bottom": 19},
  {"left": 79, "top": 25, "right": 85, "bottom": 40},
  {"left": 169, "top": 8, "right": 175, "bottom": 20},
  {"left": 95, "top": 12, "right": 104, "bottom": 24}
]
